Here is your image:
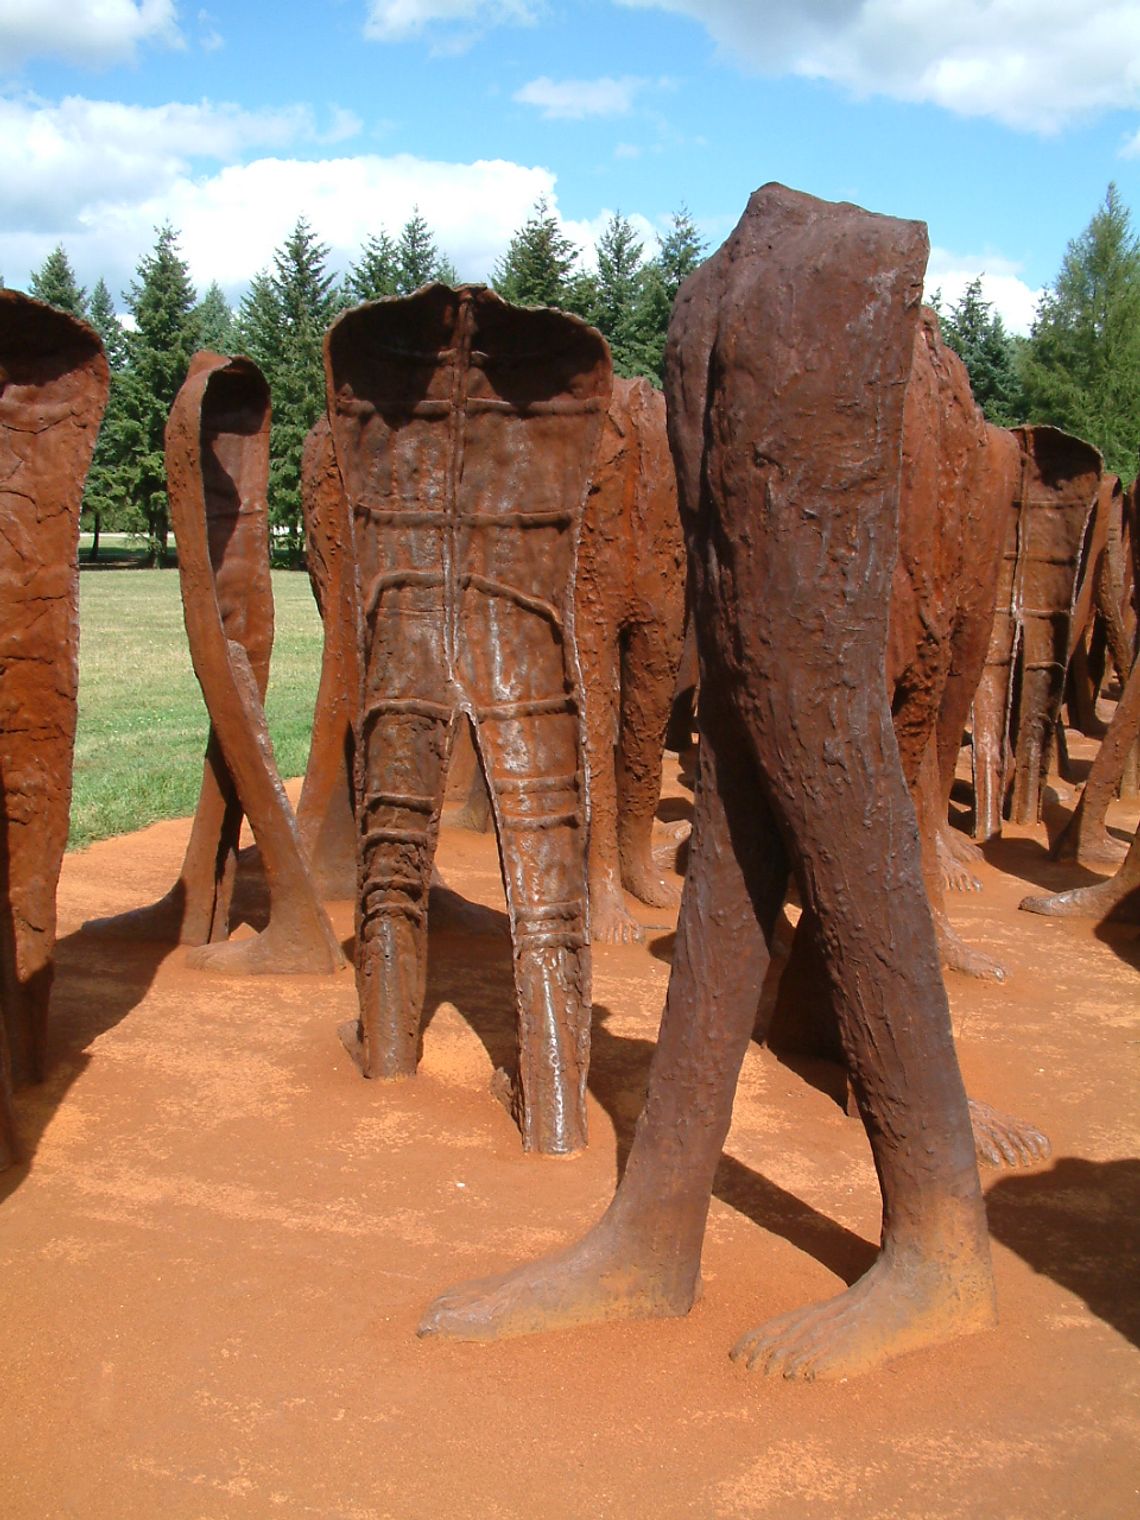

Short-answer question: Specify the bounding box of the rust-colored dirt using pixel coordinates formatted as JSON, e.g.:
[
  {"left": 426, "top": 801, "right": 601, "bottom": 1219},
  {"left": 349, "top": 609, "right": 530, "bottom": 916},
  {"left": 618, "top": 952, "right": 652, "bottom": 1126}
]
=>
[{"left": 1, "top": 761, "right": 1137, "bottom": 1518}]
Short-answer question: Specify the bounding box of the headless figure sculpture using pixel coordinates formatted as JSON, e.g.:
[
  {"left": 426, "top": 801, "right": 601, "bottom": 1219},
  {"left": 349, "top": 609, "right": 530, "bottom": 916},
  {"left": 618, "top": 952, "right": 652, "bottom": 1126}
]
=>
[
  {"left": 325, "top": 285, "right": 610, "bottom": 1155},
  {"left": 419, "top": 186, "right": 996, "bottom": 1379},
  {"left": 1, "top": 292, "right": 108, "bottom": 1168},
  {"left": 576, "top": 376, "right": 686, "bottom": 943}
]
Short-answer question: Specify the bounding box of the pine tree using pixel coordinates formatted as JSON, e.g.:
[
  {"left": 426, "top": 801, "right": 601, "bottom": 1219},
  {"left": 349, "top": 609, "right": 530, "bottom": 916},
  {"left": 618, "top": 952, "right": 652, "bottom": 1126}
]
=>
[
  {"left": 396, "top": 208, "right": 445, "bottom": 294},
  {"left": 493, "top": 198, "right": 580, "bottom": 308},
  {"left": 119, "top": 224, "right": 200, "bottom": 564},
  {"left": 1021, "top": 183, "right": 1140, "bottom": 479},
  {"left": 345, "top": 230, "right": 399, "bottom": 302},
  {"left": 196, "top": 280, "right": 235, "bottom": 352},
  {"left": 939, "top": 277, "right": 1028, "bottom": 427},
  {"left": 88, "top": 278, "right": 127, "bottom": 368},
  {"left": 28, "top": 244, "right": 88, "bottom": 318},
  {"left": 81, "top": 278, "right": 131, "bottom": 560},
  {"left": 639, "top": 206, "right": 707, "bottom": 382},
  {"left": 586, "top": 212, "right": 657, "bottom": 380}
]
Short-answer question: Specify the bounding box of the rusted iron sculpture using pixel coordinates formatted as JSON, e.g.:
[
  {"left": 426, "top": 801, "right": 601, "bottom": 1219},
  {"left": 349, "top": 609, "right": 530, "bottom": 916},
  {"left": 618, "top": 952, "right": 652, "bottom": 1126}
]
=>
[
  {"left": 1, "top": 291, "right": 108, "bottom": 1167},
  {"left": 972, "top": 427, "right": 1102, "bottom": 839},
  {"left": 419, "top": 187, "right": 997, "bottom": 1379},
  {"left": 576, "top": 376, "right": 686, "bottom": 943},
  {"left": 325, "top": 285, "right": 611, "bottom": 1155},
  {"left": 1022, "top": 818, "right": 1140, "bottom": 922}
]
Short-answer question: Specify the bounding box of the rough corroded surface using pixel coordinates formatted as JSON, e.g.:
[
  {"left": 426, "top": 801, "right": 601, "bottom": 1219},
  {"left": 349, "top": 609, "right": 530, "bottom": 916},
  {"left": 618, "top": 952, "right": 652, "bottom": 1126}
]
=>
[
  {"left": 165, "top": 352, "right": 343, "bottom": 976},
  {"left": 973, "top": 426, "right": 1102, "bottom": 835},
  {"left": 418, "top": 186, "right": 996, "bottom": 1380},
  {"left": 295, "top": 415, "right": 359, "bottom": 899},
  {"left": 326, "top": 284, "right": 611, "bottom": 1155},
  {"left": 0, "top": 290, "right": 108, "bottom": 1167},
  {"left": 576, "top": 376, "right": 686, "bottom": 943},
  {"left": 1022, "top": 814, "right": 1140, "bottom": 921}
]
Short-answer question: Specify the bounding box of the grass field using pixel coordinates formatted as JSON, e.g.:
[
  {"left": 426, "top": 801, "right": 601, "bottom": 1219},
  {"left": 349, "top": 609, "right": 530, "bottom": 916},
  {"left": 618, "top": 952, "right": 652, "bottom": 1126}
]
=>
[{"left": 70, "top": 568, "right": 323, "bottom": 851}]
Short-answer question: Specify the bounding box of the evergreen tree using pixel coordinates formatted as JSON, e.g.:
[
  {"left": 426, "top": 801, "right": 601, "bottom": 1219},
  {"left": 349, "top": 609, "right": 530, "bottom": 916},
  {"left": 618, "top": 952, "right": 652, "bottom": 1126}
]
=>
[
  {"left": 119, "top": 224, "right": 200, "bottom": 564},
  {"left": 196, "top": 280, "right": 235, "bottom": 352},
  {"left": 28, "top": 243, "right": 88, "bottom": 318},
  {"left": 1021, "top": 183, "right": 1140, "bottom": 478},
  {"left": 493, "top": 197, "right": 580, "bottom": 308},
  {"left": 639, "top": 205, "right": 707, "bottom": 382},
  {"left": 396, "top": 208, "right": 446, "bottom": 294},
  {"left": 939, "top": 276, "right": 1028, "bottom": 427},
  {"left": 585, "top": 212, "right": 657, "bottom": 380},
  {"left": 240, "top": 218, "right": 340, "bottom": 561},
  {"left": 81, "top": 278, "right": 132, "bottom": 560},
  {"left": 345, "top": 229, "right": 399, "bottom": 302}
]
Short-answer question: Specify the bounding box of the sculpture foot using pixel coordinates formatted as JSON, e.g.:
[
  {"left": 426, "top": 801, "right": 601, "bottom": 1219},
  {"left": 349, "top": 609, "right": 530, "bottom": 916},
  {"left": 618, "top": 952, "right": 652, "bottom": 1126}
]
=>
[
  {"left": 968, "top": 1098, "right": 1051, "bottom": 1169},
  {"left": 418, "top": 1218, "right": 697, "bottom": 1342},
  {"left": 729, "top": 1243, "right": 996, "bottom": 1382},
  {"left": 621, "top": 851, "right": 682, "bottom": 910},
  {"left": 1020, "top": 878, "right": 1140, "bottom": 922},
  {"left": 936, "top": 916, "right": 1006, "bottom": 982},
  {"left": 936, "top": 829, "right": 983, "bottom": 894},
  {"left": 588, "top": 885, "right": 646, "bottom": 945},
  {"left": 185, "top": 921, "right": 345, "bottom": 976}
]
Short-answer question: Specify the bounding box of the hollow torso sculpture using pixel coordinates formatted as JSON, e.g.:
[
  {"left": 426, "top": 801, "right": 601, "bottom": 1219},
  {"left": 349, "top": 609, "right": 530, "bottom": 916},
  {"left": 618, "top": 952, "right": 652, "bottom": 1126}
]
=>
[
  {"left": 325, "top": 284, "right": 611, "bottom": 1155},
  {"left": 419, "top": 186, "right": 996, "bottom": 1380},
  {"left": 0, "top": 291, "right": 108, "bottom": 1167},
  {"left": 972, "top": 426, "right": 1102, "bottom": 839},
  {"left": 575, "top": 375, "right": 686, "bottom": 943}
]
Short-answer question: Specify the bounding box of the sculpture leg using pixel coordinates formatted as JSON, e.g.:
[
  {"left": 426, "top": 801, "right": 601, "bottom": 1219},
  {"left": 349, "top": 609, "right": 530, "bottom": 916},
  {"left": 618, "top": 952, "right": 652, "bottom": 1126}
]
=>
[
  {"left": 617, "top": 620, "right": 683, "bottom": 911},
  {"left": 1022, "top": 819, "right": 1140, "bottom": 921},
  {"left": 420, "top": 683, "right": 785, "bottom": 1332},
  {"left": 475, "top": 704, "right": 592, "bottom": 1154},
  {"left": 351, "top": 701, "right": 453, "bottom": 1079},
  {"left": 1051, "top": 655, "right": 1140, "bottom": 866},
  {"left": 971, "top": 657, "right": 1012, "bottom": 841}
]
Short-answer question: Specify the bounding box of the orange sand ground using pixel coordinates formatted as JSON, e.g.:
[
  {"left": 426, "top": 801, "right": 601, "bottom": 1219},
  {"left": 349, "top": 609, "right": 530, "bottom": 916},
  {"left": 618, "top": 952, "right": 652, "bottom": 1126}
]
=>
[{"left": 1, "top": 759, "right": 1137, "bottom": 1519}]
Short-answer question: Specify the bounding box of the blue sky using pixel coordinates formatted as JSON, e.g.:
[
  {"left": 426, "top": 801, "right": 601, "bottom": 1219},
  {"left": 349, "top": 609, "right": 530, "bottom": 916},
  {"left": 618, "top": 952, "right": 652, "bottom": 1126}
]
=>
[{"left": 2, "top": 1, "right": 1139, "bottom": 332}]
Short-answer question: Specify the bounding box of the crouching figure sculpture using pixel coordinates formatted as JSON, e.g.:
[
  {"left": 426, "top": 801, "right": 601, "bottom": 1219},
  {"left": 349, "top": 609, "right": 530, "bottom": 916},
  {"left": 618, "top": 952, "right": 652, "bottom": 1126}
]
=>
[
  {"left": 419, "top": 186, "right": 996, "bottom": 1379},
  {"left": 325, "top": 285, "right": 611, "bottom": 1155}
]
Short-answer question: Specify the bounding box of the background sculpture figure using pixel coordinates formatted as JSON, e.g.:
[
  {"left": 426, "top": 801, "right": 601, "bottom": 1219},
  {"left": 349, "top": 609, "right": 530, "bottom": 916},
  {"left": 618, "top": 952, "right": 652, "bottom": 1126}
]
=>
[
  {"left": 326, "top": 285, "right": 611, "bottom": 1155},
  {"left": 0, "top": 291, "right": 108, "bottom": 1168},
  {"left": 419, "top": 186, "right": 996, "bottom": 1380},
  {"left": 164, "top": 352, "right": 343, "bottom": 975},
  {"left": 575, "top": 375, "right": 686, "bottom": 943}
]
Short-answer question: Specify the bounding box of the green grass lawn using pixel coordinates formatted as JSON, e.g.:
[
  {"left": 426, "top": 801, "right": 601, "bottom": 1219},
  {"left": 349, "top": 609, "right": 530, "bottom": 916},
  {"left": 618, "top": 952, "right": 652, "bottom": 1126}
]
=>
[{"left": 70, "top": 568, "right": 323, "bottom": 851}]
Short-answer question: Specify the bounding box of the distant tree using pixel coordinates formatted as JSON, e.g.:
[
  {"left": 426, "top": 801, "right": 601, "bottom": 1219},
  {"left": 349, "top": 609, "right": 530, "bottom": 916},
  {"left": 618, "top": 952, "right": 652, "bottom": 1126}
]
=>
[
  {"left": 939, "top": 276, "right": 1028, "bottom": 427},
  {"left": 639, "top": 205, "right": 707, "bottom": 381},
  {"left": 1020, "top": 183, "right": 1140, "bottom": 479},
  {"left": 493, "top": 197, "right": 580, "bottom": 308},
  {"left": 396, "top": 208, "right": 450, "bottom": 294},
  {"left": 581, "top": 211, "right": 658, "bottom": 380},
  {"left": 345, "top": 229, "right": 399, "bottom": 302},
  {"left": 239, "top": 218, "right": 340, "bottom": 561},
  {"left": 81, "top": 277, "right": 131, "bottom": 560},
  {"left": 196, "top": 280, "right": 235, "bottom": 352},
  {"left": 29, "top": 244, "right": 88, "bottom": 318},
  {"left": 119, "top": 224, "right": 201, "bottom": 564}
]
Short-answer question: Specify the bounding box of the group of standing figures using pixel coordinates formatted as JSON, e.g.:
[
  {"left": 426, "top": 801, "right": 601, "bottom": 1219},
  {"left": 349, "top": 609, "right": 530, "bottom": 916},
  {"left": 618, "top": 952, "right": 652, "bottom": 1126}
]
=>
[{"left": 2, "top": 183, "right": 1136, "bottom": 1379}]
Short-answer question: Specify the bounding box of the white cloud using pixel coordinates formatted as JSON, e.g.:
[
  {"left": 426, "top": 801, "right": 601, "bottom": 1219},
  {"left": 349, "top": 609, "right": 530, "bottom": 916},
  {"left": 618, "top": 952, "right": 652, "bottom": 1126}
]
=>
[
  {"left": 0, "top": 0, "right": 181, "bottom": 70},
  {"left": 560, "top": 208, "right": 661, "bottom": 271},
  {"left": 514, "top": 75, "right": 648, "bottom": 120},
  {"left": 363, "top": 0, "right": 541, "bottom": 42},
  {"left": 924, "top": 248, "right": 1044, "bottom": 335},
  {"left": 614, "top": 0, "right": 1140, "bottom": 132},
  {"left": 0, "top": 94, "right": 360, "bottom": 231}
]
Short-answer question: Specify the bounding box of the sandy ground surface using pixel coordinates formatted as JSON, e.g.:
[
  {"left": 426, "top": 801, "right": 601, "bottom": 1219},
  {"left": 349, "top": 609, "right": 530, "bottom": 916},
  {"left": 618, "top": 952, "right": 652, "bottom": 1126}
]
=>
[{"left": 1, "top": 757, "right": 1137, "bottom": 1519}]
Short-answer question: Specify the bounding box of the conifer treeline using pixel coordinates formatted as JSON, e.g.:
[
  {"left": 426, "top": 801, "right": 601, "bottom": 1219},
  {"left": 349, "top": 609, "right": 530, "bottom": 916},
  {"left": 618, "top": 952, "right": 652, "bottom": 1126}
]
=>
[{"left": 17, "top": 186, "right": 1140, "bottom": 562}]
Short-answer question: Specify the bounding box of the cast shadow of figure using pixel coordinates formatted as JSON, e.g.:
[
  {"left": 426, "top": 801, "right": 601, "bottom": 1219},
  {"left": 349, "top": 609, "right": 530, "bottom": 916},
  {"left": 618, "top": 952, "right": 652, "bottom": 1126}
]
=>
[
  {"left": 419, "top": 911, "right": 875, "bottom": 1290},
  {"left": 0, "top": 916, "right": 170, "bottom": 1206},
  {"left": 986, "top": 1156, "right": 1140, "bottom": 1349}
]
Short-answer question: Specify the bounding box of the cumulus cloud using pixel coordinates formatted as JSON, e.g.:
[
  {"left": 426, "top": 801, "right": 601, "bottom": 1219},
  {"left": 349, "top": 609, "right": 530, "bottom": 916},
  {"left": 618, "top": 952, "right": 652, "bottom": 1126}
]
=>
[
  {"left": 0, "top": 94, "right": 360, "bottom": 232},
  {"left": 614, "top": 0, "right": 1140, "bottom": 132},
  {"left": 363, "top": 0, "right": 541, "bottom": 42},
  {"left": 0, "top": 0, "right": 181, "bottom": 70},
  {"left": 924, "top": 248, "right": 1044, "bottom": 335},
  {"left": 514, "top": 75, "right": 649, "bottom": 120}
]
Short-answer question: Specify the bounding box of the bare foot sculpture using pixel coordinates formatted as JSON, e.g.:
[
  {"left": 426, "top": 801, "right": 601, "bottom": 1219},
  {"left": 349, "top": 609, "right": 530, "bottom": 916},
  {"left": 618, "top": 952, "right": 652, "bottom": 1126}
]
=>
[
  {"left": 577, "top": 377, "right": 686, "bottom": 943},
  {"left": 166, "top": 353, "right": 344, "bottom": 976},
  {"left": 1022, "top": 818, "right": 1140, "bottom": 922},
  {"left": 972, "top": 427, "right": 1102, "bottom": 837},
  {"left": 420, "top": 186, "right": 997, "bottom": 1378},
  {"left": 294, "top": 415, "right": 359, "bottom": 900},
  {"left": 0, "top": 291, "right": 108, "bottom": 1167},
  {"left": 325, "top": 285, "right": 610, "bottom": 1155}
]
